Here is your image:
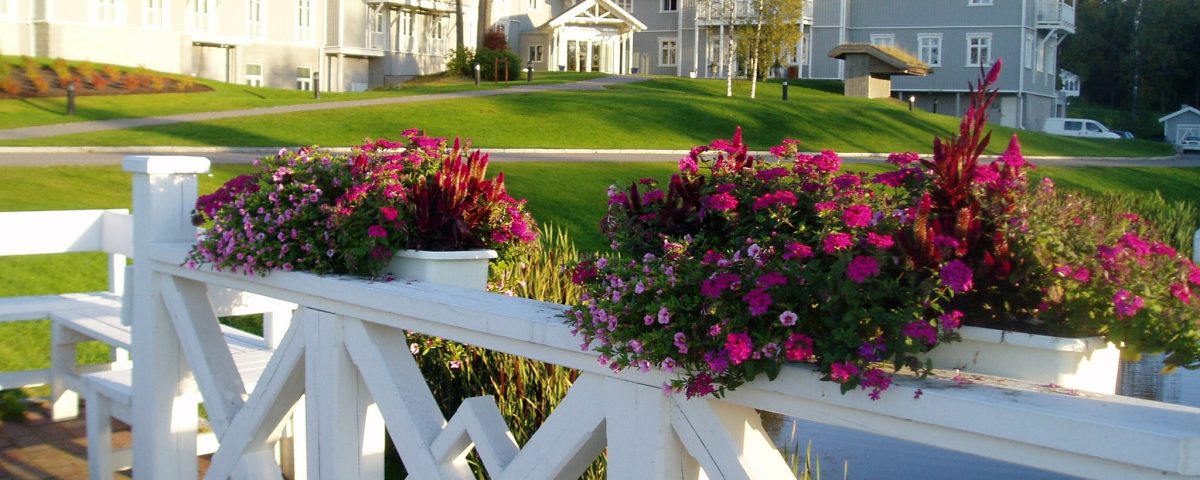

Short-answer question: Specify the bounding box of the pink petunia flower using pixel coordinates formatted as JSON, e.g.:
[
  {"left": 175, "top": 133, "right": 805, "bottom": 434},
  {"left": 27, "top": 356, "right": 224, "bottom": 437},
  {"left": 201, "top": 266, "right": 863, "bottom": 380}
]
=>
[
  {"left": 847, "top": 255, "right": 880, "bottom": 283},
  {"left": 725, "top": 333, "right": 754, "bottom": 365},
  {"left": 902, "top": 321, "right": 938, "bottom": 345},
  {"left": 940, "top": 260, "right": 974, "bottom": 293},
  {"left": 830, "top": 362, "right": 859, "bottom": 383},
  {"left": 367, "top": 224, "right": 388, "bottom": 238},
  {"left": 783, "top": 333, "right": 814, "bottom": 361},
  {"left": 779, "top": 310, "right": 798, "bottom": 326},
  {"left": 842, "top": 204, "right": 873, "bottom": 228},
  {"left": 823, "top": 232, "right": 854, "bottom": 254},
  {"left": 1113, "top": 289, "right": 1145, "bottom": 319},
  {"left": 939, "top": 310, "right": 964, "bottom": 332}
]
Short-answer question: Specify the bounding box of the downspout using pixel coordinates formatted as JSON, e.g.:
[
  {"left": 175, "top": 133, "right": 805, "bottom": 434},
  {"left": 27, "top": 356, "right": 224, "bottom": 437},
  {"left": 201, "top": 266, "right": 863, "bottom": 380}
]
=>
[
  {"left": 838, "top": 0, "right": 847, "bottom": 80},
  {"left": 692, "top": 0, "right": 699, "bottom": 77},
  {"left": 1018, "top": 0, "right": 1025, "bottom": 129},
  {"left": 319, "top": 0, "right": 327, "bottom": 92},
  {"left": 337, "top": 0, "right": 344, "bottom": 91},
  {"left": 677, "top": 0, "right": 683, "bottom": 76}
]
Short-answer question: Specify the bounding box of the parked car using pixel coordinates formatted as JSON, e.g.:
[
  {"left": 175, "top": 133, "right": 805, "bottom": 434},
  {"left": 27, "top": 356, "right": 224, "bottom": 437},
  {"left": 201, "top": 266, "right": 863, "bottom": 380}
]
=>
[
  {"left": 1178, "top": 136, "right": 1200, "bottom": 153},
  {"left": 1113, "top": 130, "right": 1135, "bottom": 139},
  {"left": 1042, "top": 118, "right": 1122, "bottom": 139}
]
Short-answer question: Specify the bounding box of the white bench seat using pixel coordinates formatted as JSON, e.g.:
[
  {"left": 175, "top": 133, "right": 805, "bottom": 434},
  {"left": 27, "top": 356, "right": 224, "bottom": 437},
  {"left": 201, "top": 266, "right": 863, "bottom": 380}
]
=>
[{"left": 0, "top": 291, "right": 122, "bottom": 323}]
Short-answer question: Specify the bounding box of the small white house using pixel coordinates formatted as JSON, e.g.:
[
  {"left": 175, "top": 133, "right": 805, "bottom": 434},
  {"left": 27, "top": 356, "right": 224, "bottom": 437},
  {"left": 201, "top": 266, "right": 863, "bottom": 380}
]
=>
[
  {"left": 1060, "top": 70, "right": 1081, "bottom": 98},
  {"left": 1158, "top": 105, "right": 1200, "bottom": 145}
]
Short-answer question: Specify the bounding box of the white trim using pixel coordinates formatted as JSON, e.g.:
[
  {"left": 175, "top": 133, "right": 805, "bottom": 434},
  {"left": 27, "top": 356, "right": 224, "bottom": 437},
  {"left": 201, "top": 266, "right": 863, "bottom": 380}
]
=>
[
  {"left": 869, "top": 33, "right": 894, "bottom": 48},
  {"left": 657, "top": 37, "right": 677, "bottom": 67},
  {"left": 1024, "top": 32, "right": 1034, "bottom": 69},
  {"left": 244, "top": 63, "right": 263, "bottom": 87},
  {"left": 968, "top": 0, "right": 993, "bottom": 5},
  {"left": 295, "top": 65, "right": 313, "bottom": 91},
  {"left": 247, "top": 0, "right": 265, "bottom": 39},
  {"left": 144, "top": 0, "right": 168, "bottom": 28},
  {"left": 1159, "top": 106, "right": 1200, "bottom": 123},
  {"left": 528, "top": 44, "right": 544, "bottom": 63},
  {"left": 0, "top": 0, "right": 12, "bottom": 20},
  {"left": 91, "top": 0, "right": 124, "bottom": 25},
  {"left": 659, "top": 0, "right": 677, "bottom": 12},
  {"left": 1176, "top": 124, "right": 1200, "bottom": 143},
  {"left": 917, "top": 33, "right": 941, "bottom": 67},
  {"left": 965, "top": 32, "right": 991, "bottom": 67},
  {"left": 295, "top": 0, "right": 314, "bottom": 44}
]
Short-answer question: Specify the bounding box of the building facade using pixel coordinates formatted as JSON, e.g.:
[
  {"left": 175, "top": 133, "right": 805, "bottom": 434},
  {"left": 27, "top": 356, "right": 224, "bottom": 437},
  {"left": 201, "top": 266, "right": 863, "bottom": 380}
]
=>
[{"left": 0, "top": 0, "right": 1075, "bottom": 131}]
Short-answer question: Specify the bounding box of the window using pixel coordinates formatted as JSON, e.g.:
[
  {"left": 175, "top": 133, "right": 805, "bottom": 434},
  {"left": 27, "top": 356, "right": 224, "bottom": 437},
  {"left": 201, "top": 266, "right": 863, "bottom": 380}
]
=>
[
  {"left": 614, "top": 0, "right": 631, "bottom": 12},
  {"left": 869, "top": 34, "right": 895, "bottom": 49},
  {"left": 295, "top": 66, "right": 312, "bottom": 91},
  {"left": 427, "top": 14, "right": 444, "bottom": 40},
  {"left": 966, "top": 33, "right": 991, "bottom": 67},
  {"left": 245, "top": 64, "right": 263, "bottom": 87},
  {"left": 659, "top": 38, "right": 678, "bottom": 66},
  {"left": 296, "top": 0, "right": 313, "bottom": 42},
  {"left": 190, "top": 0, "right": 215, "bottom": 31},
  {"left": 661, "top": 0, "right": 676, "bottom": 12},
  {"left": 145, "top": 0, "right": 165, "bottom": 27},
  {"left": 1085, "top": 122, "right": 1102, "bottom": 133},
  {"left": 1036, "top": 41, "right": 1045, "bottom": 72},
  {"left": 1024, "top": 33, "right": 1033, "bottom": 69},
  {"left": 528, "top": 45, "right": 544, "bottom": 63},
  {"left": 0, "top": 0, "right": 10, "bottom": 19},
  {"left": 1063, "top": 77, "right": 1079, "bottom": 92},
  {"left": 918, "top": 34, "right": 941, "bottom": 66},
  {"left": 1063, "top": 120, "right": 1082, "bottom": 132},
  {"left": 968, "top": 0, "right": 993, "bottom": 5},
  {"left": 399, "top": 10, "right": 413, "bottom": 36},
  {"left": 94, "top": 0, "right": 118, "bottom": 23},
  {"left": 248, "top": 0, "right": 264, "bottom": 38},
  {"left": 528, "top": 0, "right": 537, "bottom": 10}
]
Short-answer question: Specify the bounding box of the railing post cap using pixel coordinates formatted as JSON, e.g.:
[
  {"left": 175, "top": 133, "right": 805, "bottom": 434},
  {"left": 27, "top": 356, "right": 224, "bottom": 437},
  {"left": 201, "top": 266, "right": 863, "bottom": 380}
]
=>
[{"left": 122, "top": 156, "right": 211, "bottom": 175}]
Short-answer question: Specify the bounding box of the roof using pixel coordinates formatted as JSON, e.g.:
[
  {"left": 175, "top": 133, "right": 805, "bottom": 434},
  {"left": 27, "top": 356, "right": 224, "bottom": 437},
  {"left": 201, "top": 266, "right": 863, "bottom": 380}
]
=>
[
  {"left": 546, "top": 0, "right": 646, "bottom": 31},
  {"left": 1158, "top": 105, "right": 1200, "bottom": 123},
  {"left": 827, "top": 43, "right": 930, "bottom": 76}
]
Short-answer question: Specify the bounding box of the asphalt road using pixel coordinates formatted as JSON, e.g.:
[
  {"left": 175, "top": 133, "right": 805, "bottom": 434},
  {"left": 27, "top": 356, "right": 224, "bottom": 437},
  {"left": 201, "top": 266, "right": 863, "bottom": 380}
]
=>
[{"left": 2, "top": 150, "right": 1199, "bottom": 167}]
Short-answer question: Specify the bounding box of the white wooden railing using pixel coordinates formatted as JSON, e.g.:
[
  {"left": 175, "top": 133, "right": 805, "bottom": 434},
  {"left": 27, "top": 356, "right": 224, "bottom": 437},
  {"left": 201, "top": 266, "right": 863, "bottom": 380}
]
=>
[{"left": 126, "top": 156, "right": 1200, "bottom": 480}]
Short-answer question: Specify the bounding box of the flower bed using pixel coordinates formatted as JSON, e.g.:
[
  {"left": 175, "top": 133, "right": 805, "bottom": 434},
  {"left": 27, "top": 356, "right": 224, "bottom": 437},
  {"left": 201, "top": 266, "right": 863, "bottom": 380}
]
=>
[{"left": 568, "top": 61, "right": 1200, "bottom": 399}]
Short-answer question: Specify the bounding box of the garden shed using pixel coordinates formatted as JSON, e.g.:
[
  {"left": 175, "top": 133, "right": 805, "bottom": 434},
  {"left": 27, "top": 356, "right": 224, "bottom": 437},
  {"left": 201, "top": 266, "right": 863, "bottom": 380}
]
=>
[{"left": 1158, "top": 105, "right": 1200, "bottom": 145}]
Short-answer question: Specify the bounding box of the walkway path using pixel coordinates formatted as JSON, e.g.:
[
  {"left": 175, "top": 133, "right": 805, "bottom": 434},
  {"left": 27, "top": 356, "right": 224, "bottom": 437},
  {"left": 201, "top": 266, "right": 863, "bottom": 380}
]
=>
[{"left": 0, "top": 75, "right": 649, "bottom": 142}]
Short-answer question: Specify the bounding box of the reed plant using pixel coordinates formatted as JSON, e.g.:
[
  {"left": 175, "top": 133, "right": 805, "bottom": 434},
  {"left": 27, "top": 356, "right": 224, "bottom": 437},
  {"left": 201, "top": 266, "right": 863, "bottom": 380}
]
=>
[{"left": 1085, "top": 190, "right": 1199, "bottom": 260}]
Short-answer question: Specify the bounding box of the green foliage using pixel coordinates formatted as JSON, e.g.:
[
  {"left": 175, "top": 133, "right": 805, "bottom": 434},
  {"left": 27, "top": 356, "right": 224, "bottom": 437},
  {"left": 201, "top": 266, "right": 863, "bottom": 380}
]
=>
[
  {"left": 473, "top": 48, "right": 522, "bottom": 82},
  {"left": 1086, "top": 190, "right": 1199, "bottom": 260},
  {"left": 0, "top": 389, "right": 28, "bottom": 422},
  {"left": 446, "top": 47, "right": 475, "bottom": 77},
  {"left": 400, "top": 226, "right": 605, "bottom": 479}
]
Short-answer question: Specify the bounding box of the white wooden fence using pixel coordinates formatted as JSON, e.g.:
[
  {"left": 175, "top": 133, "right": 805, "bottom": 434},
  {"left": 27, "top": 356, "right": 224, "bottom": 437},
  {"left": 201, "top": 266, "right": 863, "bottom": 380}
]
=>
[{"left": 111, "top": 156, "right": 1200, "bottom": 479}]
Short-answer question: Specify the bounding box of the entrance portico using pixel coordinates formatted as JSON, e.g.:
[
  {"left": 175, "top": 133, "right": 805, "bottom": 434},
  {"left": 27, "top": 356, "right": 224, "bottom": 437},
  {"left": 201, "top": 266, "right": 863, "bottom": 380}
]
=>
[{"left": 544, "top": 0, "right": 645, "bottom": 74}]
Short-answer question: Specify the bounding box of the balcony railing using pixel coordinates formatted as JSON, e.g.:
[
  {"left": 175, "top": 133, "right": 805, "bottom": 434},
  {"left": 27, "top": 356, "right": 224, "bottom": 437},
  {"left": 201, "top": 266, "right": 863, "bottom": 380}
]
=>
[
  {"left": 122, "top": 157, "right": 1200, "bottom": 479},
  {"left": 1037, "top": 0, "right": 1076, "bottom": 33},
  {"left": 695, "top": 0, "right": 811, "bottom": 25}
]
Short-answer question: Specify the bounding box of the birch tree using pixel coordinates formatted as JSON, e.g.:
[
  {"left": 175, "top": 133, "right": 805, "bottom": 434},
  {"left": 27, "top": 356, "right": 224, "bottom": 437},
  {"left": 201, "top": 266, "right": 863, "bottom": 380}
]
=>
[{"left": 734, "top": 0, "right": 805, "bottom": 98}]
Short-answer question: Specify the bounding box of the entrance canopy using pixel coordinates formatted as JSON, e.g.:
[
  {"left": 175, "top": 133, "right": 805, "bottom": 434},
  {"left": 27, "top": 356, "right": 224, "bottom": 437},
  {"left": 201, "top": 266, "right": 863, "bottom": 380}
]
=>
[{"left": 543, "top": 0, "right": 645, "bottom": 74}]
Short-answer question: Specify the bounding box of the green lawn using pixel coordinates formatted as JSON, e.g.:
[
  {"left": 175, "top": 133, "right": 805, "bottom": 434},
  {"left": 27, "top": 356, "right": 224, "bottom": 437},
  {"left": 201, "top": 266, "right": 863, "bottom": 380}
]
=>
[
  {"left": 0, "top": 77, "right": 1175, "bottom": 158},
  {"left": 0, "top": 53, "right": 605, "bottom": 130}
]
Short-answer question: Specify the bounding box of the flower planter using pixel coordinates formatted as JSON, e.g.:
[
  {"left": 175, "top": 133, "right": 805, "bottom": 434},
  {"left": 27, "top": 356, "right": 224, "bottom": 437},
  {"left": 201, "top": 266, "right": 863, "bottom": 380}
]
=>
[
  {"left": 923, "top": 326, "right": 1121, "bottom": 394},
  {"left": 385, "top": 249, "right": 498, "bottom": 291}
]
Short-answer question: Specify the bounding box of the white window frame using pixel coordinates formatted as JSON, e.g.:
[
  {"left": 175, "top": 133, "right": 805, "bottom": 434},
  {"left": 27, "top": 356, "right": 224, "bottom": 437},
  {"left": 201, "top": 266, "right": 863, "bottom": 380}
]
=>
[
  {"left": 427, "top": 14, "right": 444, "bottom": 40},
  {"left": 528, "top": 45, "right": 543, "bottom": 63},
  {"left": 528, "top": 0, "right": 537, "bottom": 11},
  {"left": 1024, "top": 33, "right": 1034, "bottom": 69},
  {"left": 189, "top": 0, "right": 215, "bottom": 32},
  {"left": 0, "top": 0, "right": 11, "bottom": 20},
  {"left": 245, "top": 64, "right": 263, "bottom": 87},
  {"left": 968, "top": 0, "right": 993, "bottom": 5},
  {"left": 93, "top": 0, "right": 122, "bottom": 24},
  {"left": 966, "top": 33, "right": 991, "bottom": 67},
  {"left": 295, "top": 0, "right": 313, "bottom": 43},
  {"left": 660, "top": 0, "right": 677, "bottom": 12},
  {"left": 399, "top": 10, "right": 413, "bottom": 36},
  {"left": 917, "top": 33, "right": 941, "bottom": 67},
  {"left": 614, "top": 0, "right": 631, "bottom": 12},
  {"left": 247, "top": 0, "right": 264, "bottom": 38},
  {"left": 144, "top": 0, "right": 166, "bottom": 27},
  {"left": 869, "top": 34, "right": 895, "bottom": 49},
  {"left": 295, "top": 66, "right": 313, "bottom": 91},
  {"left": 1036, "top": 40, "right": 1046, "bottom": 72},
  {"left": 658, "top": 37, "right": 678, "bottom": 67}
]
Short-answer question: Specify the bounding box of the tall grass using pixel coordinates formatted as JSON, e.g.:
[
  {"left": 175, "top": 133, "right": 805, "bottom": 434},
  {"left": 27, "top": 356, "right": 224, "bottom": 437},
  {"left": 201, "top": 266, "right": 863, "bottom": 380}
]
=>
[
  {"left": 394, "top": 225, "right": 604, "bottom": 479},
  {"left": 1089, "top": 191, "right": 1200, "bottom": 259}
]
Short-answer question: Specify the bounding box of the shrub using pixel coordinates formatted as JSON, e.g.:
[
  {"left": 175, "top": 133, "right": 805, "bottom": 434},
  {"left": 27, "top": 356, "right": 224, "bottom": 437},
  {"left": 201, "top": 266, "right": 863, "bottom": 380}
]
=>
[
  {"left": 1085, "top": 190, "right": 1199, "bottom": 260},
  {"left": 446, "top": 47, "right": 474, "bottom": 77},
  {"left": 30, "top": 75, "right": 49, "bottom": 94},
  {"left": 77, "top": 61, "right": 97, "bottom": 84},
  {"left": 92, "top": 74, "right": 110, "bottom": 90},
  {"left": 56, "top": 70, "right": 75, "bottom": 88},
  {"left": 149, "top": 73, "right": 166, "bottom": 91},
  {"left": 102, "top": 64, "right": 122, "bottom": 83},
  {"left": 0, "top": 389, "right": 27, "bottom": 422},
  {"left": 123, "top": 72, "right": 145, "bottom": 90},
  {"left": 21, "top": 56, "right": 39, "bottom": 78},
  {"left": 0, "top": 63, "right": 10, "bottom": 79},
  {"left": 473, "top": 48, "right": 521, "bottom": 82},
  {"left": 0, "top": 77, "right": 20, "bottom": 95},
  {"left": 482, "top": 27, "right": 508, "bottom": 51},
  {"left": 175, "top": 76, "right": 195, "bottom": 91}
]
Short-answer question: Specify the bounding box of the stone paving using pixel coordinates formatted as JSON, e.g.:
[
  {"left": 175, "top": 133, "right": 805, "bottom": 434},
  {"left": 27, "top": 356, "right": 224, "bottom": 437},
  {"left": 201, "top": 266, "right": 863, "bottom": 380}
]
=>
[{"left": 0, "top": 398, "right": 211, "bottom": 479}]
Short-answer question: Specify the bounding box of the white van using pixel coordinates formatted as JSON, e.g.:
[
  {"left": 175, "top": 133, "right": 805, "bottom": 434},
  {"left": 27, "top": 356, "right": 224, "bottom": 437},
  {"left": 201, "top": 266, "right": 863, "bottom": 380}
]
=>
[{"left": 1042, "top": 118, "right": 1122, "bottom": 139}]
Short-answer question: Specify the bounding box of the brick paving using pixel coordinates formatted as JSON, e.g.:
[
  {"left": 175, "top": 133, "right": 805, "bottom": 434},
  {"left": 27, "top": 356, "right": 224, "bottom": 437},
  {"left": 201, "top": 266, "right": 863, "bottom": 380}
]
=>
[{"left": 0, "top": 399, "right": 211, "bottom": 479}]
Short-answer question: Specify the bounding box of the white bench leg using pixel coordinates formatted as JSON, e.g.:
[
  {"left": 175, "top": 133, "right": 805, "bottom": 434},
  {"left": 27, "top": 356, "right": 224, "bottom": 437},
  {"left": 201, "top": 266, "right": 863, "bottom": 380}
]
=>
[
  {"left": 51, "top": 323, "right": 83, "bottom": 420},
  {"left": 85, "top": 388, "right": 113, "bottom": 480},
  {"left": 110, "top": 347, "right": 131, "bottom": 367}
]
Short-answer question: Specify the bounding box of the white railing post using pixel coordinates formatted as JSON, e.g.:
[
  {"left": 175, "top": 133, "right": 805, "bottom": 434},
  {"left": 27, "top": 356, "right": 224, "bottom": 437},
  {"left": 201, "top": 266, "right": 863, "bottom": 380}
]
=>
[
  {"left": 604, "top": 378, "right": 699, "bottom": 479},
  {"left": 1193, "top": 228, "right": 1199, "bottom": 264},
  {"left": 124, "top": 155, "right": 211, "bottom": 479}
]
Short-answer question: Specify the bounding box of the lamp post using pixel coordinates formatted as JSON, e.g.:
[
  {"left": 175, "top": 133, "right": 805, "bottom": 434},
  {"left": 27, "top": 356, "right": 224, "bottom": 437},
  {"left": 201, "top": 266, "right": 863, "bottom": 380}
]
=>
[
  {"left": 474, "top": 64, "right": 481, "bottom": 86},
  {"left": 527, "top": 61, "right": 533, "bottom": 83},
  {"left": 781, "top": 80, "right": 788, "bottom": 101},
  {"left": 908, "top": 95, "right": 916, "bottom": 112}
]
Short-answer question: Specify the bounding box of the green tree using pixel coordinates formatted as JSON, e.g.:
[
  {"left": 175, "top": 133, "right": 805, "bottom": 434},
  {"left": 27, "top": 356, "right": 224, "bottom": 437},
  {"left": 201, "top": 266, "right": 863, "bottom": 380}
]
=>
[{"left": 732, "top": 0, "right": 805, "bottom": 99}]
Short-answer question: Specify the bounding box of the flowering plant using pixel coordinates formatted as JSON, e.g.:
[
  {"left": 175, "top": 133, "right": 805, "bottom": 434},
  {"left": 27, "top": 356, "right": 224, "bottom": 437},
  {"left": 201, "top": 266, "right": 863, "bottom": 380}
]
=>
[
  {"left": 188, "top": 129, "right": 537, "bottom": 277},
  {"left": 570, "top": 129, "right": 955, "bottom": 399},
  {"left": 569, "top": 60, "right": 1200, "bottom": 399}
]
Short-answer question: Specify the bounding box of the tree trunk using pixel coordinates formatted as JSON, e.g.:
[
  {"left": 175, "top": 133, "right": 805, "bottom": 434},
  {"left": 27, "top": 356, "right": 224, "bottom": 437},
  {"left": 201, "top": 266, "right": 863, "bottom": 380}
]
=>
[
  {"left": 456, "top": 0, "right": 465, "bottom": 51},
  {"left": 725, "top": 2, "right": 736, "bottom": 97},
  {"left": 749, "top": 0, "right": 764, "bottom": 99},
  {"left": 477, "top": 0, "right": 492, "bottom": 49}
]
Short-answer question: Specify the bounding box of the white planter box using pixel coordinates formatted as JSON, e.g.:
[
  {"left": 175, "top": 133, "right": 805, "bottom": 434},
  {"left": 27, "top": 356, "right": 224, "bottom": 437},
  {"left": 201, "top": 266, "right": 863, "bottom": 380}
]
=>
[
  {"left": 385, "top": 249, "right": 497, "bottom": 291},
  {"left": 924, "top": 326, "right": 1121, "bottom": 394}
]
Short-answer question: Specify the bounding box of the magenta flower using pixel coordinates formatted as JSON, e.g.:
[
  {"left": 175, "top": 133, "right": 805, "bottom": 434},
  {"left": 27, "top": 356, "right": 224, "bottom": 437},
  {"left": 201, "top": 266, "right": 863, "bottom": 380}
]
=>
[
  {"left": 756, "top": 271, "right": 788, "bottom": 289},
  {"left": 847, "top": 255, "right": 880, "bottom": 283},
  {"left": 902, "top": 321, "right": 938, "bottom": 345},
  {"left": 842, "top": 204, "right": 873, "bottom": 228},
  {"left": 1171, "top": 283, "right": 1191, "bottom": 304},
  {"left": 779, "top": 310, "right": 798, "bottom": 326},
  {"left": 814, "top": 201, "right": 837, "bottom": 213},
  {"left": 679, "top": 155, "right": 699, "bottom": 174},
  {"left": 866, "top": 232, "right": 894, "bottom": 249},
  {"left": 1190, "top": 266, "right": 1200, "bottom": 286},
  {"left": 940, "top": 260, "right": 974, "bottom": 293},
  {"left": 755, "top": 167, "right": 790, "bottom": 181},
  {"left": 744, "top": 288, "right": 773, "bottom": 316},
  {"left": 783, "top": 333, "right": 814, "bottom": 361},
  {"left": 673, "top": 332, "right": 689, "bottom": 353},
  {"left": 657, "top": 306, "right": 671, "bottom": 325},
  {"left": 939, "top": 310, "right": 964, "bottom": 332},
  {"left": 752, "top": 190, "right": 798, "bottom": 210},
  {"left": 830, "top": 362, "right": 859, "bottom": 383},
  {"left": 379, "top": 206, "right": 399, "bottom": 221},
  {"left": 367, "top": 224, "right": 388, "bottom": 238},
  {"left": 685, "top": 373, "right": 716, "bottom": 399},
  {"left": 1113, "top": 289, "right": 1145, "bottom": 319},
  {"left": 725, "top": 333, "right": 754, "bottom": 365},
  {"left": 822, "top": 232, "right": 854, "bottom": 254},
  {"left": 703, "top": 192, "right": 739, "bottom": 212},
  {"left": 783, "top": 242, "right": 814, "bottom": 260},
  {"left": 886, "top": 152, "right": 920, "bottom": 166}
]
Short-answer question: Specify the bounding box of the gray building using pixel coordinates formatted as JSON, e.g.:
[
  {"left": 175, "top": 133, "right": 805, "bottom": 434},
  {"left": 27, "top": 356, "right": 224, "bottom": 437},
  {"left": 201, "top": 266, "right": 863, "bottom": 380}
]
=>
[{"left": 1158, "top": 105, "right": 1200, "bottom": 146}]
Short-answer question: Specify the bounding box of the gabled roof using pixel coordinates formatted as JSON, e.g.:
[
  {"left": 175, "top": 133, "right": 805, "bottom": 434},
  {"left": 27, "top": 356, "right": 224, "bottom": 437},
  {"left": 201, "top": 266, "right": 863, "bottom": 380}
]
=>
[
  {"left": 1158, "top": 105, "right": 1200, "bottom": 124},
  {"left": 828, "top": 44, "right": 930, "bottom": 76},
  {"left": 547, "top": 0, "right": 647, "bottom": 31}
]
